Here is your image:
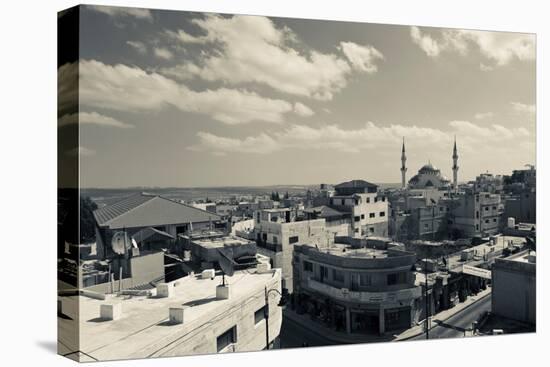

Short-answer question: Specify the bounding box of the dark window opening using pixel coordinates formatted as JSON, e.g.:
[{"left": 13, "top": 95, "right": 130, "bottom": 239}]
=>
[{"left": 217, "top": 326, "right": 237, "bottom": 352}]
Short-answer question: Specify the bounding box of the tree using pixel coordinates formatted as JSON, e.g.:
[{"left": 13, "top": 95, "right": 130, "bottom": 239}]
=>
[{"left": 80, "top": 196, "right": 98, "bottom": 244}]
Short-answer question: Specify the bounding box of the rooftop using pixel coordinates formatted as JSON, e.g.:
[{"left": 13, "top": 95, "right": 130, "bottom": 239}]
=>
[
  {"left": 93, "top": 192, "right": 222, "bottom": 229},
  {"left": 324, "top": 243, "right": 390, "bottom": 259},
  {"left": 191, "top": 235, "right": 254, "bottom": 250},
  {"left": 58, "top": 269, "right": 281, "bottom": 361}
]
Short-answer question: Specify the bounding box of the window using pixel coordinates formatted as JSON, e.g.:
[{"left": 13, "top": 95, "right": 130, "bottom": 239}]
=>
[
  {"left": 303, "top": 261, "right": 313, "bottom": 272},
  {"left": 272, "top": 236, "right": 278, "bottom": 244},
  {"left": 424, "top": 223, "right": 429, "bottom": 229},
  {"left": 217, "top": 326, "right": 237, "bottom": 352},
  {"left": 320, "top": 266, "right": 329, "bottom": 282},
  {"left": 493, "top": 218, "right": 497, "bottom": 223},
  {"left": 440, "top": 207, "right": 444, "bottom": 212},
  {"left": 476, "top": 211, "right": 479, "bottom": 219},
  {"left": 382, "top": 197, "right": 386, "bottom": 202},
  {"left": 485, "top": 207, "right": 489, "bottom": 211},
  {"left": 354, "top": 216, "right": 361, "bottom": 222},
  {"left": 254, "top": 306, "right": 266, "bottom": 325},
  {"left": 387, "top": 272, "right": 407, "bottom": 285},
  {"left": 369, "top": 213, "right": 375, "bottom": 218},
  {"left": 366, "top": 197, "right": 370, "bottom": 203},
  {"left": 485, "top": 219, "right": 490, "bottom": 224},
  {"left": 492, "top": 206, "right": 497, "bottom": 210},
  {"left": 332, "top": 268, "right": 344, "bottom": 282},
  {"left": 354, "top": 228, "right": 359, "bottom": 233},
  {"left": 360, "top": 273, "right": 371, "bottom": 286},
  {"left": 379, "top": 211, "right": 386, "bottom": 217},
  {"left": 476, "top": 224, "right": 479, "bottom": 231},
  {"left": 374, "top": 197, "right": 378, "bottom": 203},
  {"left": 289, "top": 236, "right": 299, "bottom": 244},
  {"left": 369, "top": 227, "right": 375, "bottom": 234},
  {"left": 361, "top": 214, "right": 365, "bottom": 219}
]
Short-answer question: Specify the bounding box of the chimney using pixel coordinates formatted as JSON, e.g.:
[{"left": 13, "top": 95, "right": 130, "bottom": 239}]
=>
[
  {"left": 100, "top": 303, "right": 122, "bottom": 320},
  {"left": 169, "top": 307, "right": 186, "bottom": 324}
]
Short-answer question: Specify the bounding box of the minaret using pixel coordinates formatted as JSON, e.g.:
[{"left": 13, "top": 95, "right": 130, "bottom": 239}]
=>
[
  {"left": 452, "top": 136, "right": 459, "bottom": 190},
  {"left": 400, "top": 137, "right": 407, "bottom": 189}
]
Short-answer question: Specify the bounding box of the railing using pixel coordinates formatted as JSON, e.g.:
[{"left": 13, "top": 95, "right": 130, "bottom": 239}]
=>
[{"left": 306, "top": 278, "right": 421, "bottom": 304}]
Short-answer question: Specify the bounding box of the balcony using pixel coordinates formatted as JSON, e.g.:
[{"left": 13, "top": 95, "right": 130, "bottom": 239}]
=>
[{"left": 306, "top": 278, "right": 421, "bottom": 305}]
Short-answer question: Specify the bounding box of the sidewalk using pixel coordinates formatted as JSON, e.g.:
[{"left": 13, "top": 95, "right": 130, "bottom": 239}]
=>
[
  {"left": 393, "top": 287, "right": 492, "bottom": 341},
  {"left": 284, "top": 309, "right": 394, "bottom": 345},
  {"left": 283, "top": 287, "right": 491, "bottom": 345}
]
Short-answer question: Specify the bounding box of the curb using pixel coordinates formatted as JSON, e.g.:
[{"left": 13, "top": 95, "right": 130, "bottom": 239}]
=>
[{"left": 394, "top": 291, "right": 491, "bottom": 341}]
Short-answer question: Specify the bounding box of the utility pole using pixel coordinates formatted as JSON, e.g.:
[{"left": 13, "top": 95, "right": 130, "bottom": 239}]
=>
[{"left": 264, "top": 286, "right": 285, "bottom": 350}]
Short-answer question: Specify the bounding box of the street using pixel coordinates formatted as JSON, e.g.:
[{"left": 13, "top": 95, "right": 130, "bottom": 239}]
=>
[
  {"left": 410, "top": 294, "right": 492, "bottom": 340},
  {"left": 279, "top": 316, "right": 339, "bottom": 349}
]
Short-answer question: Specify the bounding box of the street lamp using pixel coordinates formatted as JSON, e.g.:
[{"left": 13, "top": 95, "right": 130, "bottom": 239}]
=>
[{"left": 264, "top": 286, "right": 287, "bottom": 350}]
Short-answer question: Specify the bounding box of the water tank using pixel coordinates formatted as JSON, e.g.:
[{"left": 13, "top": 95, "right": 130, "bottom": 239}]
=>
[{"left": 507, "top": 217, "right": 515, "bottom": 228}]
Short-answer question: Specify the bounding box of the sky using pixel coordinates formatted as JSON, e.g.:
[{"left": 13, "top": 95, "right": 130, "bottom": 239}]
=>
[{"left": 60, "top": 5, "right": 536, "bottom": 188}]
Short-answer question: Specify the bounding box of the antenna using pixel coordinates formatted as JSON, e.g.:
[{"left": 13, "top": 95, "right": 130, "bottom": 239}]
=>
[{"left": 218, "top": 248, "right": 236, "bottom": 285}]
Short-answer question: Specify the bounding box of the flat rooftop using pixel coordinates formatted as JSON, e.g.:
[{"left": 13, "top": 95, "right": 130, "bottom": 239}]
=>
[
  {"left": 58, "top": 269, "right": 280, "bottom": 362},
  {"left": 323, "top": 243, "right": 390, "bottom": 259},
  {"left": 192, "top": 235, "right": 253, "bottom": 249}
]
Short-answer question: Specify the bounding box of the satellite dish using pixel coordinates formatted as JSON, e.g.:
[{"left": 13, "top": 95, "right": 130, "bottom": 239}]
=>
[
  {"left": 111, "top": 231, "right": 130, "bottom": 255},
  {"left": 218, "top": 247, "right": 236, "bottom": 277}
]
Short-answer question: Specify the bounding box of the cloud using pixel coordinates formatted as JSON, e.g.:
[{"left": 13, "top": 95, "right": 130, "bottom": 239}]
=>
[
  {"left": 293, "top": 102, "right": 314, "bottom": 117},
  {"left": 339, "top": 42, "right": 384, "bottom": 73},
  {"left": 154, "top": 47, "right": 173, "bottom": 60},
  {"left": 511, "top": 102, "right": 535, "bottom": 115},
  {"left": 160, "top": 15, "right": 383, "bottom": 100},
  {"left": 59, "top": 112, "right": 134, "bottom": 128},
  {"left": 474, "top": 112, "right": 494, "bottom": 120},
  {"left": 126, "top": 41, "right": 147, "bottom": 54},
  {"left": 410, "top": 26, "right": 442, "bottom": 57},
  {"left": 190, "top": 120, "right": 531, "bottom": 156},
  {"left": 479, "top": 63, "right": 494, "bottom": 72},
  {"left": 88, "top": 5, "right": 152, "bottom": 21},
  {"left": 410, "top": 26, "right": 535, "bottom": 67},
  {"left": 77, "top": 59, "right": 300, "bottom": 124}
]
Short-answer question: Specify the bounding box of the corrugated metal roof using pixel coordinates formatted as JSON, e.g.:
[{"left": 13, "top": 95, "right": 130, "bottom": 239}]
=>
[
  {"left": 132, "top": 227, "right": 175, "bottom": 244},
  {"left": 93, "top": 192, "right": 222, "bottom": 229}
]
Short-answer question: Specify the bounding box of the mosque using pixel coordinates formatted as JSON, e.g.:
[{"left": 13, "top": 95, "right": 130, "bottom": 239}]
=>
[{"left": 400, "top": 137, "right": 459, "bottom": 190}]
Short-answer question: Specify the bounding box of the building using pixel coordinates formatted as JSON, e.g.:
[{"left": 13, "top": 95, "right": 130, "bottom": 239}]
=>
[
  {"left": 329, "top": 180, "right": 389, "bottom": 238},
  {"left": 408, "top": 162, "right": 451, "bottom": 190},
  {"left": 93, "top": 192, "right": 224, "bottom": 259},
  {"left": 58, "top": 266, "right": 283, "bottom": 361},
  {"left": 293, "top": 243, "right": 421, "bottom": 336},
  {"left": 473, "top": 173, "right": 504, "bottom": 194},
  {"left": 303, "top": 205, "right": 352, "bottom": 237},
  {"left": 180, "top": 231, "right": 257, "bottom": 270},
  {"left": 253, "top": 208, "right": 334, "bottom": 293},
  {"left": 492, "top": 250, "right": 536, "bottom": 324},
  {"left": 453, "top": 191, "right": 502, "bottom": 238}
]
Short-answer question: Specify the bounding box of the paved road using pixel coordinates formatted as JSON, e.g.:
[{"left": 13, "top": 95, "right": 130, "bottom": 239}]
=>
[
  {"left": 410, "top": 294, "right": 492, "bottom": 340},
  {"left": 279, "top": 316, "right": 338, "bottom": 349}
]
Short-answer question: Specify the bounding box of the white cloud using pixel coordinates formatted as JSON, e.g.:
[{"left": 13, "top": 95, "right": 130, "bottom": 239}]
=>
[
  {"left": 410, "top": 26, "right": 441, "bottom": 57},
  {"left": 154, "top": 47, "right": 173, "bottom": 60},
  {"left": 59, "top": 112, "right": 134, "bottom": 128},
  {"left": 160, "top": 15, "right": 382, "bottom": 100},
  {"left": 410, "top": 26, "right": 535, "bottom": 67},
  {"left": 474, "top": 112, "right": 494, "bottom": 120},
  {"left": 78, "top": 59, "right": 301, "bottom": 125},
  {"left": 126, "top": 41, "right": 147, "bottom": 54},
  {"left": 88, "top": 5, "right": 152, "bottom": 21},
  {"left": 479, "top": 63, "right": 494, "bottom": 72},
  {"left": 190, "top": 120, "right": 530, "bottom": 156},
  {"left": 511, "top": 102, "right": 535, "bottom": 115},
  {"left": 293, "top": 102, "right": 314, "bottom": 117},
  {"left": 339, "top": 42, "right": 384, "bottom": 73}
]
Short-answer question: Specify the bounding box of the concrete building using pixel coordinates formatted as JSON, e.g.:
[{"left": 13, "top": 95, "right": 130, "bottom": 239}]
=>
[
  {"left": 492, "top": 250, "right": 536, "bottom": 324},
  {"left": 180, "top": 230, "right": 257, "bottom": 270},
  {"left": 253, "top": 208, "right": 334, "bottom": 293},
  {"left": 293, "top": 243, "right": 421, "bottom": 335},
  {"left": 58, "top": 267, "right": 283, "bottom": 361},
  {"left": 329, "top": 180, "right": 389, "bottom": 238},
  {"left": 303, "top": 205, "right": 352, "bottom": 237},
  {"left": 453, "top": 191, "right": 502, "bottom": 238}
]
